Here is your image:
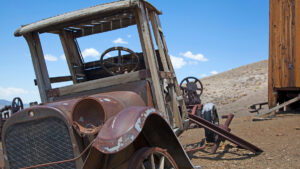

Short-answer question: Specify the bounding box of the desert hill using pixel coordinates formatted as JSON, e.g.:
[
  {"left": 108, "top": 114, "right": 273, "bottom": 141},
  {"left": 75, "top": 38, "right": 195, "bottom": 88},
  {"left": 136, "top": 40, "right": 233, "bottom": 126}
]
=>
[
  {"left": 0, "top": 99, "right": 11, "bottom": 109},
  {"left": 200, "top": 60, "right": 268, "bottom": 116}
]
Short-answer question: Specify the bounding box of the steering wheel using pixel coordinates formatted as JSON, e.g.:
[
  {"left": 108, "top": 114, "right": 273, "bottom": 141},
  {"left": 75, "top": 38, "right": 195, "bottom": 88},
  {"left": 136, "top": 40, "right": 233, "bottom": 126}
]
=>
[
  {"left": 180, "top": 76, "right": 203, "bottom": 96},
  {"left": 100, "top": 47, "right": 139, "bottom": 75},
  {"left": 11, "top": 97, "right": 24, "bottom": 113}
]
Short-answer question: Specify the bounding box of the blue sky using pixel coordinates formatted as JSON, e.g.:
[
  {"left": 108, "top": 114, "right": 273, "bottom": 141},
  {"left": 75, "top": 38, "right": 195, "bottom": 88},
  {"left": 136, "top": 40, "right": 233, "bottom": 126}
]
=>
[{"left": 0, "top": 0, "right": 269, "bottom": 103}]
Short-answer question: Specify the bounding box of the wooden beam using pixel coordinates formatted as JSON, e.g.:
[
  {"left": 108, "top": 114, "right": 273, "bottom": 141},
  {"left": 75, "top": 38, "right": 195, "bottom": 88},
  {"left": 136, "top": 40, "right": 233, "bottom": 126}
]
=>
[
  {"left": 73, "top": 18, "right": 135, "bottom": 37},
  {"left": 259, "top": 94, "right": 300, "bottom": 118},
  {"left": 57, "top": 71, "right": 144, "bottom": 96},
  {"left": 24, "top": 32, "right": 51, "bottom": 103},
  {"left": 34, "top": 76, "right": 73, "bottom": 85},
  {"left": 14, "top": 0, "right": 137, "bottom": 36},
  {"left": 59, "top": 30, "right": 84, "bottom": 83},
  {"left": 149, "top": 12, "right": 169, "bottom": 72},
  {"left": 154, "top": 14, "right": 188, "bottom": 121},
  {"left": 135, "top": 2, "right": 166, "bottom": 113}
]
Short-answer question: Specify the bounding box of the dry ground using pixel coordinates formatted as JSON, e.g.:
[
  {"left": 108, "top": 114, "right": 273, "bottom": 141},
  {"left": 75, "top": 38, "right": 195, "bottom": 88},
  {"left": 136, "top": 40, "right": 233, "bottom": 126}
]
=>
[
  {"left": 179, "top": 60, "right": 300, "bottom": 168},
  {"left": 179, "top": 113, "right": 300, "bottom": 169}
]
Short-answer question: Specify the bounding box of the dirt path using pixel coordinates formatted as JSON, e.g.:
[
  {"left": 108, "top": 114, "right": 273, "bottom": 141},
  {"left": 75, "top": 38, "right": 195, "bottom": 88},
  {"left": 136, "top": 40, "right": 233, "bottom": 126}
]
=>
[{"left": 179, "top": 113, "right": 300, "bottom": 169}]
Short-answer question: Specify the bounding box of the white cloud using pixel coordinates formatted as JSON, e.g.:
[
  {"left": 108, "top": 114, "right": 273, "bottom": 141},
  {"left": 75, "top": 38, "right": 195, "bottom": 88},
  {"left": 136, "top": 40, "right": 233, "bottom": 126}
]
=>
[
  {"left": 113, "top": 38, "right": 128, "bottom": 44},
  {"left": 181, "top": 51, "right": 208, "bottom": 62},
  {"left": 60, "top": 54, "right": 66, "bottom": 60},
  {"left": 0, "top": 86, "right": 40, "bottom": 103},
  {"left": 0, "top": 86, "right": 29, "bottom": 96},
  {"left": 170, "top": 55, "right": 187, "bottom": 69},
  {"left": 44, "top": 54, "right": 58, "bottom": 61},
  {"left": 200, "top": 74, "right": 208, "bottom": 78},
  {"left": 127, "top": 34, "right": 132, "bottom": 38},
  {"left": 82, "top": 48, "right": 100, "bottom": 59},
  {"left": 210, "top": 70, "right": 218, "bottom": 75}
]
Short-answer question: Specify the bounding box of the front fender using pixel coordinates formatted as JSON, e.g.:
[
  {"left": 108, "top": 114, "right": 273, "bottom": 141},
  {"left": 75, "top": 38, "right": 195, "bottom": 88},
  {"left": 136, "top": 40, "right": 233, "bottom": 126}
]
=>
[
  {"left": 90, "top": 106, "right": 194, "bottom": 169},
  {"left": 92, "top": 106, "right": 167, "bottom": 154}
]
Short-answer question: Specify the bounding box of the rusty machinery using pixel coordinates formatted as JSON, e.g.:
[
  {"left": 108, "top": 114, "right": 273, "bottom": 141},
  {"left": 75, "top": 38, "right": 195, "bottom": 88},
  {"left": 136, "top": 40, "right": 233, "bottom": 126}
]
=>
[
  {"left": 180, "top": 77, "right": 262, "bottom": 154},
  {"left": 3, "top": 0, "right": 263, "bottom": 168},
  {"left": 0, "top": 97, "right": 24, "bottom": 120},
  {"left": 0, "top": 97, "right": 24, "bottom": 139}
]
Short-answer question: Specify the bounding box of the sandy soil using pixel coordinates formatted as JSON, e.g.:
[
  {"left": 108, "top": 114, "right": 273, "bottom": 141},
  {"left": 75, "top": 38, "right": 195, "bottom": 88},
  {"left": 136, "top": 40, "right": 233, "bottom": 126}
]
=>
[
  {"left": 179, "top": 60, "right": 300, "bottom": 168},
  {"left": 179, "top": 113, "right": 300, "bottom": 169}
]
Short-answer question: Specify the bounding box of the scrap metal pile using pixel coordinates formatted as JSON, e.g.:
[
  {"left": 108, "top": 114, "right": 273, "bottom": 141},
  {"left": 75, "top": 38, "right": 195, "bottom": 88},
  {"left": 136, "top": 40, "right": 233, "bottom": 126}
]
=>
[
  {"left": 0, "top": 97, "right": 24, "bottom": 139},
  {"left": 180, "top": 77, "right": 263, "bottom": 154}
]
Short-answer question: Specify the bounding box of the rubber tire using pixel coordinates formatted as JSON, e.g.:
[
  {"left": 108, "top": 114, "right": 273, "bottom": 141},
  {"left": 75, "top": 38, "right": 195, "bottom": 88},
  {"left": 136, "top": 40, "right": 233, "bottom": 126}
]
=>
[{"left": 203, "top": 110, "right": 215, "bottom": 142}]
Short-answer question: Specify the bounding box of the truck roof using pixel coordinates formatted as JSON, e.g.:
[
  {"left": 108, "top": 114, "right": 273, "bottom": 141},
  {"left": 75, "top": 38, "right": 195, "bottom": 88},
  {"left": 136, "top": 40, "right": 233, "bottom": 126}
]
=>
[{"left": 14, "top": 0, "right": 161, "bottom": 37}]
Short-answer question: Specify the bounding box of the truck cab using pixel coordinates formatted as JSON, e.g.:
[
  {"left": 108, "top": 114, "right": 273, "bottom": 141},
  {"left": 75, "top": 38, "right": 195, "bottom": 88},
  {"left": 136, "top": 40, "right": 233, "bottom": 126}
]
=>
[{"left": 3, "top": 0, "right": 195, "bottom": 168}]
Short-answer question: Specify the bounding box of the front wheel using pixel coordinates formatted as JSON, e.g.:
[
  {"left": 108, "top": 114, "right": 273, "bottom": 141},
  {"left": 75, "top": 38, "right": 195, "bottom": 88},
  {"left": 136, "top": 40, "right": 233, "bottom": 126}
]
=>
[{"left": 127, "top": 147, "right": 179, "bottom": 169}]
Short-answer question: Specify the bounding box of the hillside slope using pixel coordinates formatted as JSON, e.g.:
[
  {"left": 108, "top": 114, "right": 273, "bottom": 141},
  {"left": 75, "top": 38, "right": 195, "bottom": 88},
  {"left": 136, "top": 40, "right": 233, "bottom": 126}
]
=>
[
  {"left": 0, "top": 99, "right": 11, "bottom": 108},
  {"left": 200, "top": 60, "right": 268, "bottom": 116}
]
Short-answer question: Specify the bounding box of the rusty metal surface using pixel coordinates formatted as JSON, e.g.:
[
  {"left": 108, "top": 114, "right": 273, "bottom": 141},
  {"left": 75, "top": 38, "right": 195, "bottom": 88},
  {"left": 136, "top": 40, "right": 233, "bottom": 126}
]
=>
[
  {"left": 180, "top": 77, "right": 203, "bottom": 107},
  {"left": 20, "top": 139, "right": 95, "bottom": 169},
  {"left": 93, "top": 106, "right": 166, "bottom": 154},
  {"left": 188, "top": 113, "right": 263, "bottom": 154},
  {"left": 211, "top": 114, "right": 234, "bottom": 153},
  {"left": 45, "top": 91, "right": 146, "bottom": 135},
  {"left": 1, "top": 106, "right": 83, "bottom": 168},
  {"left": 2, "top": 91, "right": 146, "bottom": 168},
  {"left": 0, "top": 97, "right": 24, "bottom": 140}
]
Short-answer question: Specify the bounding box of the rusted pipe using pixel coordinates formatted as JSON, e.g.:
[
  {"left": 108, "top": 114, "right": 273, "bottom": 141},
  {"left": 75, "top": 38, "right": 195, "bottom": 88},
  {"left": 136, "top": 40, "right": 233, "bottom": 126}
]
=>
[{"left": 188, "top": 113, "right": 263, "bottom": 154}]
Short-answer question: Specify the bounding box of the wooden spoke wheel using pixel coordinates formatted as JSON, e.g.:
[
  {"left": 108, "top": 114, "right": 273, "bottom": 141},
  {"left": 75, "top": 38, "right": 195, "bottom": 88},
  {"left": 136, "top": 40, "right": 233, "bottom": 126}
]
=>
[{"left": 127, "top": 147, "right": 179, "bottom": 169}]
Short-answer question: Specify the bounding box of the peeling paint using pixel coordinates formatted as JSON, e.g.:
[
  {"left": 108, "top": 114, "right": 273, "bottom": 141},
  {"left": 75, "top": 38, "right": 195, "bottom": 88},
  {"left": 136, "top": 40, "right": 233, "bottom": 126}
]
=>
[
  {"left": 145, "top": 108, "right": 156, "bottom": 116},
  {"left": 129, "top": 134, "right": 135, "bottom": 141},
  {"left": 103, "top": 137, "right": 124, "bottom": 152},
  {"left": 134, "top": 108, "right": 157, "bottom": 132},
  {"left": 103, "top": 98, "right": 111, "bottom": 102},
  {"left": 135, "top": 117, "right": 142, "bottom": 131}
]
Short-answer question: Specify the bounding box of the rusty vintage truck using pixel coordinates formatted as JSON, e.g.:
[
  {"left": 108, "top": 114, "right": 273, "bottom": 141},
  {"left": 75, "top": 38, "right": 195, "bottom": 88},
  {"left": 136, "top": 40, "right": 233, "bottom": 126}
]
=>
[{"left": 2, "top": 0, "right": 262, "bottom": 168}]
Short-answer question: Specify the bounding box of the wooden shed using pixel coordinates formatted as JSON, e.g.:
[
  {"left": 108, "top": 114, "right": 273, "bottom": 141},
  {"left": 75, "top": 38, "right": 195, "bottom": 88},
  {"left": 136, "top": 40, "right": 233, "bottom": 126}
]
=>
[{"left": 269, "top": 0, "right": 300, "bottom": 108}]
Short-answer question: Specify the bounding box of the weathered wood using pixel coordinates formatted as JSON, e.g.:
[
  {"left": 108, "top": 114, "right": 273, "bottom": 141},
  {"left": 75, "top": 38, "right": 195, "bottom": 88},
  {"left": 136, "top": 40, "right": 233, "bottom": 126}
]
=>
[
  {"left": 59, "top": 30, "right": 84, "bottom": 83},
  {"left": 14, "top": 0, "right": 136, "bottom": 36},
  {"left": 149, "top": 12, "right": 169, "bottom": 72},
  {"left": 135, "top": 2, "right": 166, "bottom": 113},
  {"left": 270, "top": 0, "right": 296, "bottom": 88},
  {"left": 57, "top": 71, "right": 143, "bottom": 96},
  {"left": 260, "top": 94, "right": 300, "bottom": 118},
  {"left": 269, "top": 0, "right": 300, "bottom": 108},
  {"left": 14, "top": 0, "right": 161, "bottom": 37},
  {"left": 73, "top": 18, "right": 135, "bottom": 37},
  {"left": 24, "top": 32, "right": 51, "bottom": 103},
  {"left": 296, "top": 0, "right": 300, "bottom": 86},
  {"left": 34, "top": 76, "right": 73, "bottom": 85},
  {"left": 149, "top": 11, "right": 183, "bottom": 129},
  {"left": 155, "top": 16, "right": 188, "bottom": 120},
  {"left": 158, "top": 71, "right": 175, "bottom": 79}
]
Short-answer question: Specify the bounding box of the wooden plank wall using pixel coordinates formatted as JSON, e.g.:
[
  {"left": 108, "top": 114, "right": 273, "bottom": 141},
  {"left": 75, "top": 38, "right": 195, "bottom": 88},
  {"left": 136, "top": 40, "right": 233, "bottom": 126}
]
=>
[
  {"left": 296, "top": 0, "right": 300, "bottom": 86},
  {"left": 269, "top": 0, "right": 300, "bottom": 107}
]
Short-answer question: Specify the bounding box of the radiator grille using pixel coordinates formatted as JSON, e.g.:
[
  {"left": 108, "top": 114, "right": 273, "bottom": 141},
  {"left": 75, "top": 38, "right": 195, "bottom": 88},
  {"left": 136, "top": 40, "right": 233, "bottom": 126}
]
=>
[{"left": 5, "top": 117, "right": 76, "bottom": 169}]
